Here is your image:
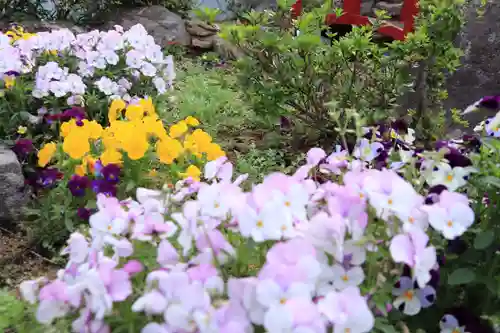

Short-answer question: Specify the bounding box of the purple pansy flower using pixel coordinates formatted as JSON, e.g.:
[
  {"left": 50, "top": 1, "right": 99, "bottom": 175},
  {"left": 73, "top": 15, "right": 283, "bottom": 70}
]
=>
[
  {"left": 101, "top": 164, "right": 121, "bottom": 184},
  {"left": 68, "top": 175, "right": 90, "bottom": 197},
  {"left": 92, "top": 179, "right": 117, "bottom": 197},
  {"left": 12, "top": 138, "right": 34, "bottom": 157},
  {"left": 77, "top": 207, "right": 93, "bottom": 221}
]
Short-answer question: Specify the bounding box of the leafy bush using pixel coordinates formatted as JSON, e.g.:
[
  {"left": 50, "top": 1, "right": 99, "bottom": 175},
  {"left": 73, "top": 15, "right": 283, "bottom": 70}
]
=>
[{"left": 222, "top": 0, "right": 465, "bottom": 147}]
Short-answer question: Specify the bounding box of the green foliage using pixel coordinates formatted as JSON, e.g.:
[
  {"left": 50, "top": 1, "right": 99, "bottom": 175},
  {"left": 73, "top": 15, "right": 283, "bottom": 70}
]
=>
[
  {"left": 192, "top": 6, "right": 221, "bottom": 24},
  {"left": 222, "top": 0, "right": 466, "bottom": 148},
  {"left": 0, "top": 289, "right": 71, "bottom": 332},
  {"left": 162, "top": 60, "right": 255, "bottom": 141}
]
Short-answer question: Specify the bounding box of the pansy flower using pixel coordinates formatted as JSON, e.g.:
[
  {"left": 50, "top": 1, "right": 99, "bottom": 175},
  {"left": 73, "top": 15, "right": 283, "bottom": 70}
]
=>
[
  {"left": 392, "top": 276, "right": 436, "bottom": 315},
  {"left": 440, "top": 314, "right": 469, "bottom": 333}
]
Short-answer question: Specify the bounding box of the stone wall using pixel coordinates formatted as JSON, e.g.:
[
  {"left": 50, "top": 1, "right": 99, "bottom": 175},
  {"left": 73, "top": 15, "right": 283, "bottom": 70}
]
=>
[{"left": 444, "top": 0, "right": 500, "bottom": 127}]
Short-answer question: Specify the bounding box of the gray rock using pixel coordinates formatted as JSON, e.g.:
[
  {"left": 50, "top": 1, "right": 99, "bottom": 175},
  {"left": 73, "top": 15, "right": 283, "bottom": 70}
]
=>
[
  {"left": 445, "top": 0, "right": 500, "bottom": 127},
  {"left": 190, "top": 0, "right": 277, "bottom": 21},
  {"left": 107, "top": 6, "right": 191, "bottom": 46},
  {"left": 374, "top": 1, "right": 403, "bottom": 16},
  {"left": 0, "top": 145, "right": 27, "bottom": 224}
]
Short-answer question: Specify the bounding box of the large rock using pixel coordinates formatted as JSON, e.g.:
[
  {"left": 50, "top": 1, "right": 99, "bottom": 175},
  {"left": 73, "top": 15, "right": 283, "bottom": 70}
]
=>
[
  {"left": 190, "top": 0, "right": 277, "bottom": 21},
  {"left": 106, "top": 6, "right": 191, "bottom": 46},
  {"left": 0, "top": 145, "right": 27, "bottom": 225},
  {"left": 445, "top": 1, "right": 500, "bottom": 127}
]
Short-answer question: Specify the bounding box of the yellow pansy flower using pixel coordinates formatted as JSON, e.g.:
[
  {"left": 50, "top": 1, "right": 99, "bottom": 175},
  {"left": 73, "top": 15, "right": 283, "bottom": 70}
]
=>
[
  {"left": 205, "top": 143, "right": 226, "bottom": 161},
  {"left": 108, "top": 99, "right": 126, "bottom": 122},
  {"left": 180, "top": 165, "right": 202, "bottom": 182},
  {"left": 185, "top": 116, "right": 200, "bottom": 127},
  {"left": 169, "top": 121, "right": 188, "bottom": 138},
  {"left": 63, "top": 134, "right": 90, "bottom": 160},
  {"left": 156, "top": 137, "right": 183, "bottom": 164},
  {"left": 125, "top": 103, "right": 144, "bottom": 121},
  {"left": 140, "top": 97, "right": 156, "bottom": 117},
  {"left": 100, "top": 149, "right": 123, "bottom": 166},
  {"left": 75, "top": 164, "right": 86, "bottom": 176},
  {"left": 4, "top": 75, "right": 16, "bottom": 89},
  {"left": 37, "top": 142, "right": 57, "bottom": 167}
]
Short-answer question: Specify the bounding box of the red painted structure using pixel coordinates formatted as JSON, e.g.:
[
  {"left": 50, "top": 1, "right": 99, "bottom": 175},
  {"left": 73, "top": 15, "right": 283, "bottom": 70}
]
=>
[{"left": 291, "top": 0, "right": 419, "bottom": 40}]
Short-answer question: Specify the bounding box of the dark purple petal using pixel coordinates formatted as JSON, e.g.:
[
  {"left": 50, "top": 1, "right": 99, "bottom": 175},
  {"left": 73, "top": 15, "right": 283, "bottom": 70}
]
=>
[
  {"left": 92, "top": 179, "right": 117, "bottom": 197},
  {"left": 101, "top": 164, "right": 121, "bottom": 185},
  {"left": 478, "top": 96, "right": 500, "bottom": 110},
  {"left": 12, "top": 139, "right": 34, "bottom": 157},
  {"left": 417, "top": 285, "right": 436, "bottom": 308},
  {"left": 68, "top": 175, "right": 90, "bottom": 197},
  {"left": 77, "top": 207, "right": 92, "bottom": 221}
]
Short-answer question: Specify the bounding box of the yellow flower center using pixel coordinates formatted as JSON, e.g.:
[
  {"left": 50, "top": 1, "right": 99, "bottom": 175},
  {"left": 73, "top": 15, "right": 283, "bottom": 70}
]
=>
[
  {"left": 387, "top": 199, "right": 393, "bottom": 205},
  {"left": 446, "top": 174, "right": 454, "bottom": 182},
  {"left": 285, "top": 201, "right": 291, "bottom": 207},
  {"left": 256, "top": 220, "right": 264, "bottom": 228},
  {"left": 404, "top": 290, "right": 414, "bottom": 300},
  {"left": 279, "top": 298, "right": 287, "bottom": 304},
  {"left": 447, "top": 220, "right": 453, "bottom": 227},
  {"left": 341, "top": 275, "right": 349, "bottom": 282},
  {"left": 408, "top": 217, "right": 415, "bottom": 224}
]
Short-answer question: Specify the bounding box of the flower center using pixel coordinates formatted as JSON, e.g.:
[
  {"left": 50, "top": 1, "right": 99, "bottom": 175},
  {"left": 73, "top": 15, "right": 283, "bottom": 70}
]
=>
[
  {"left": 107, "top": 225, "right": 112, "bottom": 231},
  {"left": 214, "top": 202, "right": 220, "bottom": 208},
  {"left": 404, "top": 290, "right": 414, "bottom": 300},
  {"left": 447, "top": 220, "right": 453, "bottom": 227},
  {"left": 344, "top": 329, "right": 351, "bottom": 333},
  {"left": 359, "top": 193, "right": 364, "bottom": 199},
  {"left": 446, "top": 174, "right": 454, "bottom": 182},
  {"left": 387, "top": 198, "right": 393, "bottom": 205},
  {"left": 341, "top": 275, "right": 349, "bottom": 282},
  {"left": 285, "top": 201, "right": 291, "bottom": 207},
  {"left": 281, "top": 225, "right": 287, "bottom": 231},
  {"left": 280, "top": 297, "right": 287, "bottom": 304},
  {"left": 256, "top": 220, "right": 264, "bottom": 228},
  {"left": 408, "top": 217, "right": 415, "bottom": 224}
]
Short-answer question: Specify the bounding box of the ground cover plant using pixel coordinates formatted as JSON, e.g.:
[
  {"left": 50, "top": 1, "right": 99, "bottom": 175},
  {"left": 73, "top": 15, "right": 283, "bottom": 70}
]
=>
[{"left": 0, "top": 1, "right": 499, "bottom": 332}]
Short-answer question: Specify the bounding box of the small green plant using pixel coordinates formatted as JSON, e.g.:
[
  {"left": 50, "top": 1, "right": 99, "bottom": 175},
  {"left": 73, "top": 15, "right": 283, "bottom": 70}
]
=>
[{"left": 193, "top": 6, "right": 221, "bottom": 24}]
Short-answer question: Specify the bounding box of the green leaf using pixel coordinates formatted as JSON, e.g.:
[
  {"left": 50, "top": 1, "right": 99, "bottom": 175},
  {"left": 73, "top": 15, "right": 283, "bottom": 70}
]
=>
[
  {"left": 474, "top": 230, "right": 495, "bottom": 249},
  {"left": 448, "top": 268, "right": 476, "bottom": 285},
  {"left": 481, "top": 176, "right": 500, "bottom": 189}
]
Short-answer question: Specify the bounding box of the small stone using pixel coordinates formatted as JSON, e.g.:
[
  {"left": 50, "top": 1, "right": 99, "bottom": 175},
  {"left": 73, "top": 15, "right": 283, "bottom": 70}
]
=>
[
  {"left": 186, "top": 21, "right": 219, "bottom": 37},
  {"left": 0, "top": 145, "right": 28, "bottom": 225},
  {"left": 192, "top": 35, "right": 216, "bottom": 49},
  {"left": 213, "top": 35, "right": 245, "bottom": 59},
  {"left": 374, "top": 1, "right": 403, "bottom": 16}
]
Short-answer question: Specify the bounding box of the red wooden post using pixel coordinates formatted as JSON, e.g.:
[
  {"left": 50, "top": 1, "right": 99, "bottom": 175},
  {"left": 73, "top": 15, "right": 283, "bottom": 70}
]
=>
[
  {"left": 343, "top": 0, "right": 361, "bottom": 15},
  {"left": 400, "top": 0, "right": 419, "bottom": 35}
]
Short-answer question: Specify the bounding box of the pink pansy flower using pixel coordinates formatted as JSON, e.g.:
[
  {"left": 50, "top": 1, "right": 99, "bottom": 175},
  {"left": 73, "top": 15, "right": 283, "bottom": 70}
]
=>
[
  {"left": 188, "top": 263, "right": 224, "bottom": 294},
  {"left": 318, "top": 287, "right": 374, "bottom": 333},
  {"left": 422, "top": 191, "right": 474, "bottom": 239},
  {"left": 390, "top": 228, "right": 437, "bottom": 288},
  {"left": 264, "top": 297, "right": 326, "bottom": 333}
]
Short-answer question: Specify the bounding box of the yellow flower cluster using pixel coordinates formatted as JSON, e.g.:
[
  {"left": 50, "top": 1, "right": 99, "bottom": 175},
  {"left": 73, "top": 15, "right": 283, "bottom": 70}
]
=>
[
  {"left": 4, "top": 26, "right": 36, "bottom": 42},
  {"left": 37, "top": 98, "right": 226, "bottom": 181}
]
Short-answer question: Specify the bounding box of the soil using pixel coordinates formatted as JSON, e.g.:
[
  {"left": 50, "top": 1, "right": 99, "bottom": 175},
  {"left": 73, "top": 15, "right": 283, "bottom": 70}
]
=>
[{"left": 0, "top": 227, "right": 60, "bottom": 289}]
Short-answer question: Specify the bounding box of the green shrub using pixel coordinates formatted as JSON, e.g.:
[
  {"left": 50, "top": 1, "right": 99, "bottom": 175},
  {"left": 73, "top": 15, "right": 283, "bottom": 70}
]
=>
[{"left": 222, "top": 0, "right": 466, "bottom": 147}]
